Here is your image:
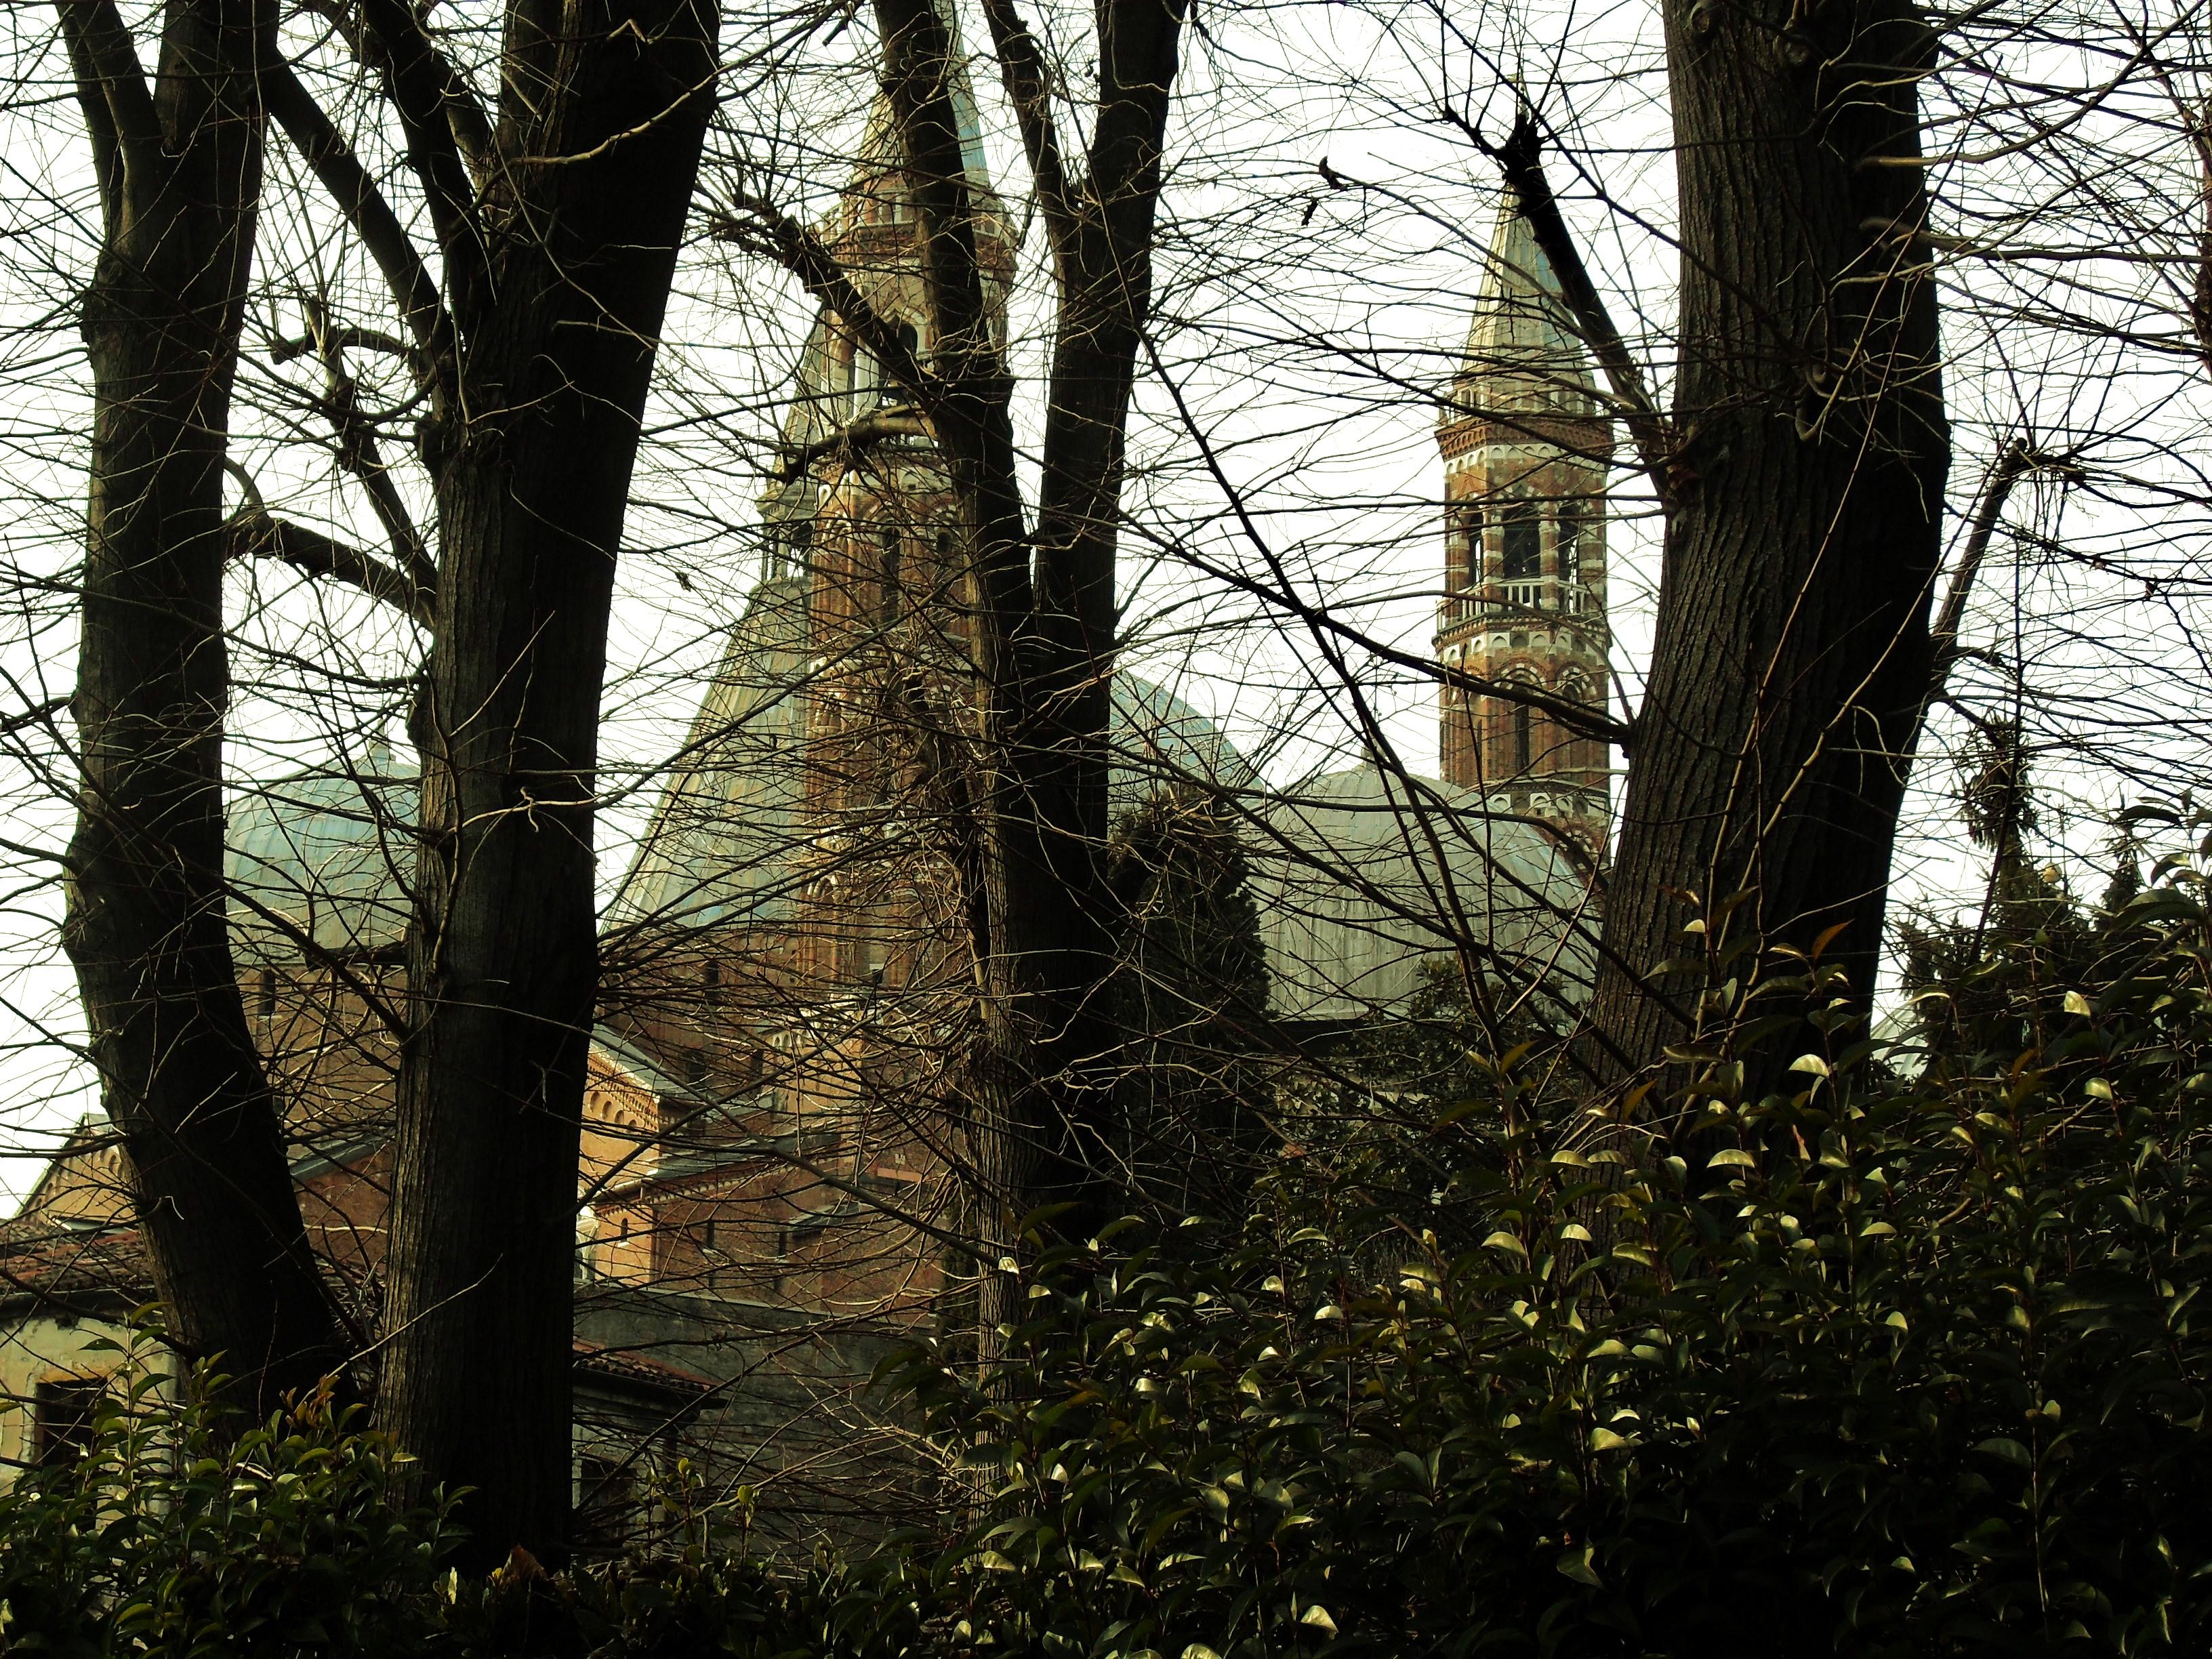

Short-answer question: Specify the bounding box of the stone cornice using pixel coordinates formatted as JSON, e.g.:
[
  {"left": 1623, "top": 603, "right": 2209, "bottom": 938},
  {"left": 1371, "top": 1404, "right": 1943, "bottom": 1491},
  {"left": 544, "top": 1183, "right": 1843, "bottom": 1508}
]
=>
[{"left": 1438, "top": 409, "right": 1616, "bottom": 462}]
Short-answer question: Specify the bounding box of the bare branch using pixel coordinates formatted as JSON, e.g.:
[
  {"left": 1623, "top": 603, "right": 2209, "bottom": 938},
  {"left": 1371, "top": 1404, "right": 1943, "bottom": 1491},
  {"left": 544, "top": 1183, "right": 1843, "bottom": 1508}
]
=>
[
  {"left": 224, "top": 468, "right": 434, "bottom": 626},
  {"left": 713, "top": 194, "right": 940, "bottom": 412},
  {"left": 271, "top": 324, "right": 425, "bottom": 375},
  {"left": 1463, "top": 107, "right": 1675, "bottom": 512},
  {"left": 52, "top": 0, "right": 163, "bottom": 234},
  {"left": 352, "top": 0, "right": 489, "bottom": 330},
  {"left": 266, "top": 58, "right": 457, "bottom": 403},
  {"left": 297, "top": 300, "right": 438, "bottom": 602},
  {"left": 975, "top": 0, "right": 1079, "bottom": 273},
  {"left": 1905, "top": 439, "right": 2073, "bottom": 767}
]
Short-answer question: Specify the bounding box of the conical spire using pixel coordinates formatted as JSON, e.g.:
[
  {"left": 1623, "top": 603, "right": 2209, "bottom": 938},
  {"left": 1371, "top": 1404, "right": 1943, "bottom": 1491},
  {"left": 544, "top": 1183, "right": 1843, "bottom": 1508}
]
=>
[
  {"left": 1453, "top": 195, "right": 1600, "bottom": 419},
  {"left": 776, "top": 0, "right": 1010, "bottom": 455},
  {"left": 836, "top": 0, "right": 1005, "bottom": 238}
]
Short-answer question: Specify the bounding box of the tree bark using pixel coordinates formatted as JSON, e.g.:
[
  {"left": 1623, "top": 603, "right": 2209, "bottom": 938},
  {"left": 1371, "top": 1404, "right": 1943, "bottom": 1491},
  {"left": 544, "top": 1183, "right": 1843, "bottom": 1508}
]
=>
[
  {"left": 371, "top": 0, "right": 718, "bottom": 1564},
  {"left": 870, "top": 0, "right": 1187, "bottom": 1349},
  {"left": 59, "top": 0, "right": 350, "bottom": 1414},
  {"left": 1591, "top": 0, "right": 1950, "bottom": 1094}
]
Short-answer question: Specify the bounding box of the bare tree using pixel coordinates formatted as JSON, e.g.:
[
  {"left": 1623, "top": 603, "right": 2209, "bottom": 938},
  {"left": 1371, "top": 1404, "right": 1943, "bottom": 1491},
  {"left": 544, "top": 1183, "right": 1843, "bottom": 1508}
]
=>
[
  {"left": 58, "top": 0, "right": 350, "bottom": 1412},
  {"left": 275, "top": 0, "right": 726, "bottom": 1559},
  {"left": 720, "top": 0, "right": 1191, "bottom": 1345},
  {"left": 54, "top": 0, "right": 724, "bottom": 1556},
  {"left": 1595, "top": 0, "right": 1948, "bottom": 1088}
]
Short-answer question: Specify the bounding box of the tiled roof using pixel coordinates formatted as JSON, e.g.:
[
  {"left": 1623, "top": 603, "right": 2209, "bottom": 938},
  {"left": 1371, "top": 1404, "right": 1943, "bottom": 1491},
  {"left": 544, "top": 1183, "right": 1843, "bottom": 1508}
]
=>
[
  {"left": 573, "top": 1340, "right": 718, "bottom": 1401},
  {"left": 0, "top": 1220, "right": 155, "bottom": 1306}
]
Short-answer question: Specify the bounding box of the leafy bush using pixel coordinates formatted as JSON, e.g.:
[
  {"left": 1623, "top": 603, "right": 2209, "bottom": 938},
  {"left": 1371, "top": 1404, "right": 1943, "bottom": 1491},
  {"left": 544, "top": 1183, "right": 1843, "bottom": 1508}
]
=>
[
  {"left": 7, "top": 870, "right": 2212, "bottom": 1657},
  {"left": 878, "top": 874, "right": 2212, "bottom": 1656},
  {"left": 0, "top": 1336, "right": 451, "bottom": 1656}
]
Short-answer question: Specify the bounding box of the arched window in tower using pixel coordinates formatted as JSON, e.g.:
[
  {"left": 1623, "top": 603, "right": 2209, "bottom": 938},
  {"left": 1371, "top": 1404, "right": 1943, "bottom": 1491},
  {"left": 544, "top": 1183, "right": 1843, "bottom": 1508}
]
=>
[
  {"left": 1556, "top": 503, "right": 1586, "bottom": 585},
  {"left": 768, "top": 516, "right": 813, "bottom": 581},
  {"left": 1557, "top": 669, "right": 1596, "bottom": 776},
  {"left": 1446, "top": 502, "right": 1484, "bottom": 590},
  {"left": 1501, "top": 500, "right": 1540, "bottom": 582},
  {"left": 890, "top": 322, "right": 920, "bottom": 399},
  {"left": 1513, "top": 701, "right": 1534, "bottom": 775},
  {"left": 848, "top": 343, "right": 876, "bottom": 413}
]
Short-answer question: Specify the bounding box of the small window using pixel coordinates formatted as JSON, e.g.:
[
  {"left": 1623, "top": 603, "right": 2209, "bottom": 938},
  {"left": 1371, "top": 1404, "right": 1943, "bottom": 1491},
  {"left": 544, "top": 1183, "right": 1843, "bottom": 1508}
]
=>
[
  {"left": 1557, "top": 505, "right": 1587, "bottom": 583},
  {"left": 35, "top": 1376, "right": 104, "bottom": 1469},
  {"left": 1501, "top": 503, "right": 1540, "bottom": 580},
  {"left": 257, "top": 966, "right": 277, "bottom": 1020},
  {"left": 1447, "top": 503, "right": 1484, "bottom": 588},
  {"left": 701, "top": 961, "right": 722, "bottom": 1009},
  {"left": 575, "top": 1453, "right": 638, "bottom": 1554},
  {"left": 1513, "top": 703, "right": 1534, "bottom": 774},
  {"left": 880, "top": 323, "right": 919, "bottom": 404}
]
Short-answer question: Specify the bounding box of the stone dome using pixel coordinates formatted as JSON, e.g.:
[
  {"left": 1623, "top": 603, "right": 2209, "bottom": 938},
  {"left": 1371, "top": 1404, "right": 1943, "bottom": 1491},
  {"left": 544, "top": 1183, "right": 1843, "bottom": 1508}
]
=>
[{"left": 226, "top": 741, "right": 416, "bottom": 962}]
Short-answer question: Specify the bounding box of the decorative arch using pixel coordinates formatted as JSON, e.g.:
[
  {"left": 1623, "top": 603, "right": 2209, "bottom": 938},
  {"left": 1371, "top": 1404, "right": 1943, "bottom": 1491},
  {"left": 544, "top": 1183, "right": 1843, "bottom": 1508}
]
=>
[
  {"left": 1555, "top": 667, "right": 1600, "bottom": 781},
  {"left": 1490, "top": 672, "right": 1544, "bottom": 781}
]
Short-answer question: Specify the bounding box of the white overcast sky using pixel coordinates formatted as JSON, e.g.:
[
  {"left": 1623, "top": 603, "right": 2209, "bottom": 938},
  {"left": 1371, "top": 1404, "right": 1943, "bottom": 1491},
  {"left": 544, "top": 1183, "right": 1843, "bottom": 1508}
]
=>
[{"left": 0, "top": 0, "right": 2204, "bottom": 1189}]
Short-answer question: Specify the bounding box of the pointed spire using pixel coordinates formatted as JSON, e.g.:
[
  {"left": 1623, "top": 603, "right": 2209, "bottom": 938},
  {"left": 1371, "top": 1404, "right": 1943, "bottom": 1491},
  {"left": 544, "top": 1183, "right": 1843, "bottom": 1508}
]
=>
[
  {"left": 1453, "top": 193, "right": 1601, "bottom": 419},
  {"left": 838, "top": 0, "right": 1005, "bottom": 239}
]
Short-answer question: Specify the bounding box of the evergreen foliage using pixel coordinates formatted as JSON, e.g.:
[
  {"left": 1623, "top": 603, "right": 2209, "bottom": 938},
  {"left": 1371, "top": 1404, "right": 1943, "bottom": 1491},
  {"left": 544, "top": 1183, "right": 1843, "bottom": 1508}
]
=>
[
  {"left": 1104, "top": 791, "right": 1273, "bottom": 1218},
  {"left": 9, "top": 845, "right": 2212, "bottom": 1655}
]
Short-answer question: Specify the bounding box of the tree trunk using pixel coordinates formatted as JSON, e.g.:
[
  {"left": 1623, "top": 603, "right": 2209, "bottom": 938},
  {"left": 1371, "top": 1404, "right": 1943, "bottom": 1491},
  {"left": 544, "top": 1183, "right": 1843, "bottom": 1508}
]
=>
[
  {"left": 60, "top": 0, "right": 348, "bottom": 1414},
  {"left": 1591, "top": 0, "right": 1950, "bottom": 1094},
  {"left": 375, "top": 0, "right": 718, "bottom": 1565},
  {"left": 872, "top": 0, "right": 1187, "bottom": 1348}
]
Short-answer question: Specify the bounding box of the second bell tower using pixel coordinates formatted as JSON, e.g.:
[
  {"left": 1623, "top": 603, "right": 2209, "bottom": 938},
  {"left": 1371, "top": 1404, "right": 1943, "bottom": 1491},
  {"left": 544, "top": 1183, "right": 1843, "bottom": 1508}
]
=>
[{"left": 1437, "top": 194, "right": 1614, "bottom": 857}]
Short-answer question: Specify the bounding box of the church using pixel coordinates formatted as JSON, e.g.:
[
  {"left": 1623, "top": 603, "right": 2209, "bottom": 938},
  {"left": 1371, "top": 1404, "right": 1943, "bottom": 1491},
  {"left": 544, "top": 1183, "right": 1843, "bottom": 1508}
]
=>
[{"left": 0, "top": 47, "right": 1610, "bottom": 1548}]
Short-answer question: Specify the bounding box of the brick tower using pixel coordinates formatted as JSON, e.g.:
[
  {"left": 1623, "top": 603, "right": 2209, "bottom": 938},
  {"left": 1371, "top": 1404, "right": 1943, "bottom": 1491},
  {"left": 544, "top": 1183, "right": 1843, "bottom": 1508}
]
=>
[{"left": 1435, "top": 195, "right": 1614, "bottom": 857}]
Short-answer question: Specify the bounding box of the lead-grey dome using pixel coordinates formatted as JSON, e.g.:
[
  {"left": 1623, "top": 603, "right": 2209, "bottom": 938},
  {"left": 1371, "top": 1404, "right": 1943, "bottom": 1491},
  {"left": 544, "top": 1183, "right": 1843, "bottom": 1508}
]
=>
[
  {"left": 226, "top": 741, "right": 416, "bottom": 961},
  {"left": 1254, "top": 761, "right": 1594, "bottom": 1021}
]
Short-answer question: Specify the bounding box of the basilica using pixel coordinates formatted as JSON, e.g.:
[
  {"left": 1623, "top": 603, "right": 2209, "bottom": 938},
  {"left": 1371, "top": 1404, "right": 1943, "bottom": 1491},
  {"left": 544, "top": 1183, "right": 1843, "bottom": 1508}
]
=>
[{"left": 0, "top": 47, "right": 1610, "bottom": 1547}]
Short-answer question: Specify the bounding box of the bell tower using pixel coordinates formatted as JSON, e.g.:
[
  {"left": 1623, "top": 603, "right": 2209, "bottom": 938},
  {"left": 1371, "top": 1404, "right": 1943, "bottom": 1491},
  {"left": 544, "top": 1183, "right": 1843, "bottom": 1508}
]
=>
[
  {"left": 754, "top": 18, "right": 1016, "bottom": 991},
  {"left": 1437, "top": 194, "right": 1614, "bottom": 857}
]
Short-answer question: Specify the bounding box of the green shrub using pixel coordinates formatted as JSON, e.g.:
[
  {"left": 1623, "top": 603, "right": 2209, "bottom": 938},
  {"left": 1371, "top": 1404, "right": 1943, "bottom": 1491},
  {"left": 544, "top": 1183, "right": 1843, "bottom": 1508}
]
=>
[
  {"left": 878, "top": 876, "right": 2212, "bottom": 1657},
  {"left": 0, "top": 1338, "right": 451, "bottom": 1657},
  {"left": 8, "top": 876, "right": 2212, "bottom": 1657}
]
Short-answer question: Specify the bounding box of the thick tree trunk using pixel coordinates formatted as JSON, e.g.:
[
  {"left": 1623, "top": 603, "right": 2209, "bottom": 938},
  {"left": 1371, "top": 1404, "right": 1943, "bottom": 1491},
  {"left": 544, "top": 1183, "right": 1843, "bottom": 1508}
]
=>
[
  {"left": 1592, "top": 0, "right": 1949, "bottom": 1092},
  {"left": 872, "top": 0, "right": 1185, "bottom": 1349},
  {"left": 61, "top": 0, "right": 348, "bottom": 1413},
  {"left": 375, "top": 0, "right": 717, "bottom": 1565},
  {"left": 1014, "top": 0, "right": 1187, "bottom": 1237}
]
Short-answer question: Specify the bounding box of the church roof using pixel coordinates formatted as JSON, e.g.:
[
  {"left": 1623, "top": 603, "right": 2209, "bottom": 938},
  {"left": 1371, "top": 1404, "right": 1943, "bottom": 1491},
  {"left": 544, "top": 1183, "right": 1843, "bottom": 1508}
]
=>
[
  {"left": 607, "top": 573, "right": 1257, "bottom": 931},
  {"left": 1452, "top": 194, "right": 1602, "bottom": 422},
  {"left": 226, "top": 741, "right": 416, "bottom": 961},
  {"left": 1254, "top": 762, "right": 1594, "bottom": 1022},
  {"left": 611, "top": 573, "right": 814, "bottom": 930}
]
